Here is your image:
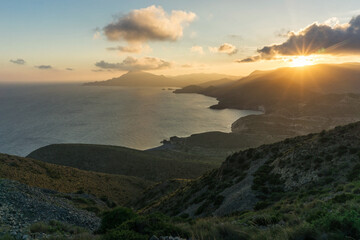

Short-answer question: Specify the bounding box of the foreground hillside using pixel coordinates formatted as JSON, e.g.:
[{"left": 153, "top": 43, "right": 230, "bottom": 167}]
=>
[
  {"left": 0, "top": 179, "right": 100, "bottom": 238},
  {"left": 89, "top": 121, "right": 360, "bottom": 240},
  {"left": 141, "top": 121, "right": 360, "bottom": 218},
  {"left": 0, "top": 153, "right": 152, "bottom": 206}
]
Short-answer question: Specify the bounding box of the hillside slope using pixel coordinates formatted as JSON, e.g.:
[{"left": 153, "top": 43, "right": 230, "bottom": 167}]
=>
[
  {"left": 27, "top": 144, "right": 216, "bottom": 181},
  {"left": 188, "top": 63, "right": 360, "bottom": 111},
  {"left": 0, "top": 179, "right": 100, "bottom": 236},
  {"left": 141, "top": 121, "right": 360, "bottom": 217},
  {"left": 0, "top": 153, "right": 152, "bottom": 206}
]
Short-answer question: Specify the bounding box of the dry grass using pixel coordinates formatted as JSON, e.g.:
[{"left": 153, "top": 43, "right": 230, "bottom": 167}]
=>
[{"left": 0, "top": 153, "right": 153, "bottom": 205}]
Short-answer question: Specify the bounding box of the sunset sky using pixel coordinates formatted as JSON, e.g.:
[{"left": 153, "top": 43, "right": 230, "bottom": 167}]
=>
[{"left": 2, "top": 0, "right": 360, "bottom": 82}]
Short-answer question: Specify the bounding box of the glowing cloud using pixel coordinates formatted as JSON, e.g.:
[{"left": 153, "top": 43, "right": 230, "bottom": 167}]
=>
[
  {"left": 103, "top": 5, "right": 196, "bottom": 43},
  {"left": 238, "top": 15, "right": 360, "bottom": 62},
  {"left": 190, "top": 45, "right": 204, "bottom": 54},
  {"left": 209, "top": 43, "right": 238, "bottom": 55}
]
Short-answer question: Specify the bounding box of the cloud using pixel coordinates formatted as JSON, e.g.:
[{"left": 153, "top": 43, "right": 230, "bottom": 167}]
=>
[
  {"left": 95, "top": 56, "right": 172, "bottom": 71},
  {"left": 190, "top": 45, "right": 204, "bottom": 54},
  {"left": 10, "top": 59, "right": 26, "bottom": 65},
  {"left": 106, "top": 44, "right": 152, "bottom": 53},
  {"left": 66, "top": 68, "right": 73, "bottom": 71},
  {"left": 234, "top": 56, "right": 261, "bottom": 63},
  {"left": 181, "top": 64, "right": 192, "bottom": 68},
  {"left": 35, "top": 65, "right": 52, "bottom": 70},
  {"left": 209, "top": 43, "right": 238, "bottom": 55},
  {"left": 103, "top": 5, "right": 196, "bottom": 43},
  {"left": 238, "top": 15, "right": 360, "bottom": 62}
]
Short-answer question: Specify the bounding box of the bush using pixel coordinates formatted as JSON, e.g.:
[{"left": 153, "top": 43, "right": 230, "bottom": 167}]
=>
[
  {"left": 0, "top": 234, "right": 15, "bottom": 240},
  {"left": 98, "top": 207, "right": 137, "bottom": 233},
  {"left": 312, "top": 209, "right": 360, "bottom": 239},
  {"left": 30, "top": 220, "right": 85, "bottom": 235},
  {"left": 116, "top": 213, "right": 188, "bottom": 238},
  {"left": 347, "top": 164, "right": 360, "bottom": 181},
  {"left": 103, "top": 229, "right": 147, "bottom": 240}
]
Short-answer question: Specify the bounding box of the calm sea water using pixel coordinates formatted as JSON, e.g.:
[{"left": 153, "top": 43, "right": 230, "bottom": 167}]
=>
[{"left": 0, "top": 84, "right": 260, "bottom": 156}]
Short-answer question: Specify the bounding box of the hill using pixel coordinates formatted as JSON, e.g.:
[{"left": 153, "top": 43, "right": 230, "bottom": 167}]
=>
[
  {"left": 172, "top": 63, "right": 360, "bottom": 147},
  {"left": 176, "top": 63, "right": 360, "bottom": 111},
  {"left": 173, "top": 78, "right": 234, "bottom": 94},
  {"left": 140, "top": 121, "right": 360, "bottom": 218},
  {"left": 84, "top": 71, "right": 239, "bottom": 87},
  {"left": 0, "top": 153, "right": 152, "bottom": 206},
  {"left": 27, "top": 144, "right": 217, "bottom": 181}
]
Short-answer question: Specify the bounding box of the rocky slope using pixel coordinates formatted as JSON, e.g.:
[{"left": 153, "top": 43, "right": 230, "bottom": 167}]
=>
[
  {"left": 0, "top": 153, "right": 152, "bottom": 206},
  {"left": 0, "top": 179, "right": 100, "bottom": 238},
  {"left": 140, "top": 121, "right": 360, "bottom": 217}
]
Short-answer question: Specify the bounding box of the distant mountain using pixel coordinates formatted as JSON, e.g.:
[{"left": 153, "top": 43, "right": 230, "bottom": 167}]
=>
[
  {"left": 84, "top": 71, "right": 172, "bottom": 87},
  {"left": 84, "top": 71, "right": 240, "bottom": 87},
  {"left": 175, "top": 63, "right": 360, "bottom": 111},
  {"left": 173, "top": 78, "right": 234, "bottom": 94},
  {"left": 168, "top": 73, "right": 239, "bottom": 82}
]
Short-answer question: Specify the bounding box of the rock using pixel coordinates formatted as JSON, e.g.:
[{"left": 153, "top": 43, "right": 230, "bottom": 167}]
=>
[{"left": 149, "top": 236, "right": 159, "bottom": 240}]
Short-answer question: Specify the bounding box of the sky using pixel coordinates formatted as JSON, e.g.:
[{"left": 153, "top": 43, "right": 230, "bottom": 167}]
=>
[{"left": 1, "top": 0, "right": 360, "bottom": 83}]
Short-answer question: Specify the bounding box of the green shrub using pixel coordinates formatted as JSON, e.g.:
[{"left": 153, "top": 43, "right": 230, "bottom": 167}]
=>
[
  {"left": 98, "top": 207, "right": 137, "bottom": 233},
  {"left": 117, "top": 213, "right": 188, "bottom": 238},
  {"left": 312, "top": 209, "right": 360, "bottom": 239},
  {"left": 332, "top": 194, "right": 354, "bottom": 203},
  {"left": 214, "top": 195, "right": 225, "bottom": 206},
  {"left": 0, "top": 234, "right": 15, "bottom": 240},
  {"left": 347, "top": 164, "right": 360, "bottom": 181},
  {"left": 254, "top": 200, "right": 271, "bottom": 210},
  {"left": 103, "top": 229, "right": 147, "bottom": 240},
  {"left": 30, "top": 220, "right": 86, "bottom": 235}
]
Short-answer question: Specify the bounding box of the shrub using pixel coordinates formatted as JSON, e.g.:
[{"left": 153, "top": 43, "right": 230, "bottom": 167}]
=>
[
  {"left": 98, "top": 207, "right": 137, "bottom": 233},
  {"left": 30, "top": 220, "right": 85, "bottom": 235},
  {"left": 214, "top": 195, "right": 225, "bottom": 206},
  {"left": 117, "top": 213, "right": 188, "bottom": 238},
  {"left": 312, "top": 209, "right": 360, "bottom": 239},
  {"left": 347, "top": 164, "right": 360, "bottom": 181},
  {"left": 103, "top": 229, "right": 147, "bottom": 240},
  {"left": 254, "top": 201, "right": 270, "bottom": 210},
  {"left": 0, "top": 234, "right": 15, "bottom": 240},
  {"left": 332, "top": 194, "right": 354, "bottom": 203}
]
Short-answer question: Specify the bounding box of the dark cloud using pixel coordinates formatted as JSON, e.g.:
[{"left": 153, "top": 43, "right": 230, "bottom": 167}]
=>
[
  {"left": 10, "top": 59, "right": 26, "bottom": 65},
  {"left": 103, "top": 5, "right": 196, "bottom": 43},
  {"left": 35, "top": 65, "right": 52, "bottom": 70},
  {"left": 228, "top": 34, "right": 243, "bottom": 40},
  {"left": 66, "top": 68, "right": 73, "bottom": 71},
  {"left": 234, "top": 56, "right": 260, "bottom": 63},
  {"left": 95, "top": 56, "right": 171, "bottom": 71},
  {"left": 106, "top": 44, "right": 151, "bottom": 53},
  {"left": 238, "top": 15, "right": 360, "bottom": 62}
]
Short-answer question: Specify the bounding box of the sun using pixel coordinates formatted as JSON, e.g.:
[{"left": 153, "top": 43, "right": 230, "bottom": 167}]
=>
[{"left": 290, "top": 56, "right": 314, "bottom": 67}]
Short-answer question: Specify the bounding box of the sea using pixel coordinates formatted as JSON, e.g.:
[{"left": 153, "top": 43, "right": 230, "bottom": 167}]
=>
[{"left": 0, "top": 84, "right": 260, "bottom": 156}]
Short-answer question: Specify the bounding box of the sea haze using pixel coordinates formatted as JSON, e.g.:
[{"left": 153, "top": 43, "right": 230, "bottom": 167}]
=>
[{"left": 0, "top": 84, "right": 260, "bottom": 156}]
